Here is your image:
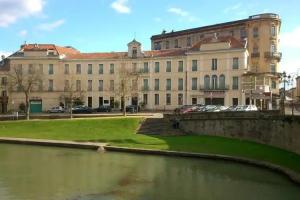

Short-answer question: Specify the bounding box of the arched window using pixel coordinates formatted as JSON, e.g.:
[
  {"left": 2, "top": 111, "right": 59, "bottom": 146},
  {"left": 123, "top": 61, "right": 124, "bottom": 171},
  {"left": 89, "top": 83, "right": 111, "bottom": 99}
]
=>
[
  {"left": 219, "top": 74, "right": 225, "bottom": 89},
  {"left": 204, "top": 75, "right": 210, "bottom": 89},
  {"left": 212, "top": 75, "right": 218, "bottom": 89}
]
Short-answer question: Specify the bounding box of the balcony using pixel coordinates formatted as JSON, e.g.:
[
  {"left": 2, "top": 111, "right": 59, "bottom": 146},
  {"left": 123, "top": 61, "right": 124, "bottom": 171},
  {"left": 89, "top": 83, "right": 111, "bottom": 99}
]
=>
[
  {"left": 264, "top": 52, "right": 282, "bottom": 61},
  {"left": 251, "top": 53, "right": 260, "bottom": 58},
  {"left": 200, "top": 85, "right": 229, "bottom": 91}
]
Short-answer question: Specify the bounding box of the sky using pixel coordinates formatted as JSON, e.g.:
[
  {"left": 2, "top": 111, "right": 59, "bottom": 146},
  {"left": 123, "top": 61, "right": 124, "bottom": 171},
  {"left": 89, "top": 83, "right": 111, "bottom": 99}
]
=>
[{"left": 0, "top": 0, "right": 300, "bottom": 77}]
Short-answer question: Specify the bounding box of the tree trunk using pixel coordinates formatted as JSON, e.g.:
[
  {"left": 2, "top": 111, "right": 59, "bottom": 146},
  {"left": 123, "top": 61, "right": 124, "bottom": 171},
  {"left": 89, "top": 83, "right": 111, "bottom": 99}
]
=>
[
  {"left": 70, "top": 99, "right": 73, "bottom": 119},
  {"left": 25, "top": 93, "right": 30, "bottom": 120},
  {"left": 123, "top": 96, "right": 127, "bottom": 117}
]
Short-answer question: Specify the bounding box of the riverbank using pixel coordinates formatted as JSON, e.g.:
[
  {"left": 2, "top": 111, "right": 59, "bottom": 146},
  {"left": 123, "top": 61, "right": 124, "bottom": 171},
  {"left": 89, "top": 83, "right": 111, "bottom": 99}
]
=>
[{"left": 0, "top": 117, "right": 300, "bottom": 180}]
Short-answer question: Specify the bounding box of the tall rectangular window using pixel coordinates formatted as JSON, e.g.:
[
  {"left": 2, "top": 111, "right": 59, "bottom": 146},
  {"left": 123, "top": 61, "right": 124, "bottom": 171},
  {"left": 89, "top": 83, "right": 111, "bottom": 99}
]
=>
[
  {"left": 212, "top": 59, "right": 217, "bottom": 70},
  {"left": 143, "top": 94, "right": 148, "bottom": 105},
  {"left": 178, "top": 61, "right": 183, "bottom": 72},
  {"left": 233, "top": 57, "right": 239, "bottom": 69},
  {"left": 166, "top": 41, "right": 169, "bottom": 49},
  {"left": 48, "top": 80, "right": 53, "bottom": 91},
  {"left": 1, "top": 77, "right": 7, "bottom": 86},
  {"left": 166, "top": 61, "right": 171, "bottom": 72},
  {"left": 155, "top": 94, "right": 159, "bottom": 105},
  {"left": 166, "top": 93, "right": 171, "bottom": 105},
  {"left": 76, "top": 80, "right": 81, "bottom": 91},
  {"left": 64, "top": 80, "right": 69, "bottom": 91},
  {"left": 232, "top": 77, "right": 239, "bottom": 90},
  {"left": 166, "top": 79, "right": 171, "bottom": 91},
  {"left": 271, "top": 26, "right": 276, "bottom": 37},
  {"left": 48, "top": 64, "right": 54, "bottom": 75},
  {"left": 271, "top": 80, "right": 276, "bottom": 89},
  {"left": 192, "top": 60, "right": 197, "bottom": 71},
  {"left": 143, "top": 79, "right": 149, "bottom": 90},
  {"left": 154, "top": 79, "right": 159, "bottom": 91},
  {"left": 88, "top": 80, "right": 92, "bottom": 91},
  {"left": 253, "top": 27, "right": 259, "bottom": 38},
  {"left": 76, "top": 64, "right": 81, "bottom": 74},
  {"left": 187, "top": 37, "right": 191, "bottom": 47},
  {"left": 98, "top": 80, "right": 103, "bottom": 91},
  {"left": 143, "top": 62, "right": 149, "bottom": 73},
  {"left": 174, "top": 39, "right": 178, "bottom": 48},
  {"left": 155, "top": 62, "right": 160, "bottom": 73},
  {"left": 28, "top": 64, "right": 34, "bottom": 74},
  {"left": 178, "top": 78, "right": 183, "bottom": 91},
  {"left": 99, "top": 64, "right": 103, "bottom": 74},
  {"left": 110, "top": 64, "right": 114, "bottom": 74},
  {"left": 192, "top": 78, "right": 197, "bottom": 90},
  {"left": 38, "top": 80, "right": 43, "bottom": 91},
  {"left": 270, "top": 64, "right": 276, "bottom": 74},
  {"left": 110, "top": 80, "right": 114, "bottom": 91},
  {"left": 88, "top": 64, "right": 93, "bottom": 74},
  {"left": 64, "top": 64, "right": 69, "bottom": 74},
  {"left": 178, "top": 93, "right": 183, "bottom": 105}
]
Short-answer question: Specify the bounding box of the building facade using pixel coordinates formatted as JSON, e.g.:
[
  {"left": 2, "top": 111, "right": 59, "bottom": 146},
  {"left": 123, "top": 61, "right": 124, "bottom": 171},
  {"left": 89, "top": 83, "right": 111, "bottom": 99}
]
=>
[{"left": 0, "top": 36, "right": 249, "bottom": 113}]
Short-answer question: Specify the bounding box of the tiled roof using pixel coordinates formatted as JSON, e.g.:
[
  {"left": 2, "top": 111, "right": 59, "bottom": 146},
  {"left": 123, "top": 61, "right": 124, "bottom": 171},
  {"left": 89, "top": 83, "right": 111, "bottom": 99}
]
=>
[{"left": 21, "top": 44, "right": 80, "bottom": 55}]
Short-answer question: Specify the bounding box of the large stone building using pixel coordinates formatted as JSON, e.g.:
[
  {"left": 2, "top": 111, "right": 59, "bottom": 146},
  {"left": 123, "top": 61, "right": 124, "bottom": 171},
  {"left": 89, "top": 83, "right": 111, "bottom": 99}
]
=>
[{"left": 0, "top": 13, "right": 281, "bottom": 113}]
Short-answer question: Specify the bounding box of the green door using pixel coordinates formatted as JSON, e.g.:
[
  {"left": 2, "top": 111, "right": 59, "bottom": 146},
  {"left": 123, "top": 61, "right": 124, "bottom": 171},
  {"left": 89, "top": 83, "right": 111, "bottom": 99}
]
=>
[{"left": 30, "top": 100, "right": 42, "bottom": 113}]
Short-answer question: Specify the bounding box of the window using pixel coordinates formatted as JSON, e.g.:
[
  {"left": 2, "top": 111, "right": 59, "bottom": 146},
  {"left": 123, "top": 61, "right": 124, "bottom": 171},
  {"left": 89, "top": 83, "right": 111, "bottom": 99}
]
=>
[
  {"left": 28, "top": 64, "right": 34, "bottom": 74},
  {"left": 174, "top": 39, "right": 178, "bottom": 48},
  {"left": 270, "top": 44, "right": 276, "bottom": 53},
  {"left": 166, "top": 94, "right": 171, "bottom": 105},
  {"left": 88, "top": 80, "right": 92, "bottom": 91},
  {"left": 232, "top": 77, "right": 239, "bottom": 90},
  {"left": 270, "top": 64, "right": 276, "bottom": 74},
  {"left": 48, "top": 80, "right": 53, "bottom": 91},
  {"left": 110, "top": 64, "right": 114, "bottom": 74},
  {"left": 166, "top": 41, "right": 169, "bottom": 49},
  {"left": 88, "top": 64, "right": 93, "bottom": 74},
  {"left": 233, "top": 57, "right": 239, "bottom": 69},
  {"left": 110, "top": 80, "right": 114, "bottom": 91},
  {"left": 143, "top": 79, "right": 149, "bottom": 90},
  {"left": 154, "top": 79, "right": 159, "bottom": 91},
  {"left": 38, "top": 80, "right": 43, "bottom": 91},
  {"left": 253, "top": 27, "right": 259, "bottom": 38},
  {"left": 192, "top": 78, "right": 197, "bottom": 90},
  {"left": 132, "top": 48, "right": 137, "bottom": 58},
  {"left": 143, "top": 94, "right": 148, "bottom": 105},
  {"left": 178, "top": 93, "right": 183, "bottom": 105},
  {"left": 192, "top": 60, "right": 197, "bottom": 71},
  {"left": 1, "top": 77, "right": 7, "bottom": 86},
  {"left": 166, "top": 61, "right": 171, "bottom": 72},
  {"left": 155, "top": 62, "right": 160, "bottom": 73},
  {"left": 271, "top": 80, "right": 276, "bottom": 89},
  {"left": 192, "top": 98, "right": 197, "bottom": 105},
  {"left": 240, "top": 28, "right": 247, "bottom": 39},
  {"left": 132, "top": 63, "right": 137, "bottom": 73},
  {"left": 154, "top": 42, "right": 161, "bottom": 50},
  {"left": 212, "top": 75, "right": 218, "bottom": 89},
  {"left": 178, "top": 61, "right": 183, "bottom": 72},
  {"left": 166, "top": 79, "right": 171, "bottom": 91},
  {"left": 64, "top": 64, "right": 69, "bottom": 74},
  {"left": 253, "top": 46, "right": 259, "bottom": 54},
  {"left": 212, "top": 59, "right": 217, "bottom": 70},
  {"left": 187, "top": 37, "right": 191, "bottom": 47},
  {"left": 76, "top": 64, "right": 81, "bottom": 74},
  {"left": 99, "top": 64, "right": 103, "bottom": 74},
  {"left": 39, "top": 64, "right": 43, "bottom": 74},
  {"left": 271, "top": 26, "right": 276, "bottom": 37},
  {"left": 219, "top": 75, "right": 225, "bottom": 89},
  {"left": 232, "top": 98, "right": 238, "bottom": 106},
  {"left": 76, "top": 80, "right": 81, "bottom": 91},
  {"left": 88, "top": 97, "right": 93, "bottom": 107},
  {"left": 48, "top": 64, "right": 54, "bottom": 75},
  {"left": 178, "top": 78, "right": 183, "bottom": 91},
  {"left": 155, "top": 94, "right": 159, "bottom": 105},
  {"left": 64, "top": 80, "right": 69, "bottom": 91},
  {"left": 98, "top": 80, "right": 103, "bottom": 91},
  {"left": 204, "top": 75, "right": 210, "bottom": 89},
  {"left": 143, "top": 62, "right": 149, "bottom": 73}
]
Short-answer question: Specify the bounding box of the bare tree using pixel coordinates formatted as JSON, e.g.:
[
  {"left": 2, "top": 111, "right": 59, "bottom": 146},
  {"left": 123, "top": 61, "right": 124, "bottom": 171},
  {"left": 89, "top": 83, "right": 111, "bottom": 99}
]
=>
[
  {"left": 8, "top": 64, "right": 43, "bottom": 120},
  {"left": 116, "top": 62, "right": 140, "bottom": 117}
]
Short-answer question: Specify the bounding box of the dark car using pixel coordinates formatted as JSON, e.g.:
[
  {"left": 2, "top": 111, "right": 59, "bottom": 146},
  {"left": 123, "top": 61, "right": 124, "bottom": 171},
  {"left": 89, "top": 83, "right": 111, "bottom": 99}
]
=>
[
  {"left": 125, "top": 105, "right": 139, "bottom": 113},
  {"left": 94, "top": 105, "right": 112, "bottom": 112},
  {"left": 72, "top": 105, "right": 93, "bottom": 114}
]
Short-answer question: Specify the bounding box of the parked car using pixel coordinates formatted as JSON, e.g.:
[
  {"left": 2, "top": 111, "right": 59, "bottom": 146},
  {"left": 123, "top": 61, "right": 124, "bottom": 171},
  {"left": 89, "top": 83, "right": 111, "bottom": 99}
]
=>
[
  {"left": 72, "top": 105, "right": 93, "bottom": 114},
  {"left": 212, "top": 105, "right": 229, "bottom": 112},
  {"left": 235, "top": 105, "right": 258, "bottom": 112},
  {"left": 125, "top": 105, "right": 140, "bottom": 113},
  {"left": 94, "top": 105, "right": 112, "bottom": 112},
  {"left": 201, "top": 105, "right": 217, "bottom": 112},
  {"left": 47, "top": 106, "right": 64, "bottom": 113}
]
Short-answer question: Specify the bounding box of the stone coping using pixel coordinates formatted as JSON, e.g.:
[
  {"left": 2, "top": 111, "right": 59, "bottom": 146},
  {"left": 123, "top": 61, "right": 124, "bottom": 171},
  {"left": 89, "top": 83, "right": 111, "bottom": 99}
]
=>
[{"left": 0, "top": 137, "right": 299, "bottom": 185}]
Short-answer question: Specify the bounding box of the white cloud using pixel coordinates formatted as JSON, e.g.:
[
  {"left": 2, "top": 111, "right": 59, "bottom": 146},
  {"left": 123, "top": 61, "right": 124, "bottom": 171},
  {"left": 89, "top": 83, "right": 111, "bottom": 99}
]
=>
[
  {"left": 281, "top": 27, "right": 300, "bottom": 48},
  {"left": 111, "top": 0, "right": 131, "bottom": 14},
  {"left": 224, "top": 3, "right": 242, "bottom": 13},
  {"left": 168, "top": 7, "right": 188, "bottom": 17},
  {"left": 18, "top": 29, "right": 28, "bottom": 37},
  {"left": 0, "top": 0, "right": 45, "bottom": 27},
  {"left": 37, "top": 19, "right": 65, "bottom": 31},
  {"left": 0, "top": 51, "right": 12, "bottom": 61}
]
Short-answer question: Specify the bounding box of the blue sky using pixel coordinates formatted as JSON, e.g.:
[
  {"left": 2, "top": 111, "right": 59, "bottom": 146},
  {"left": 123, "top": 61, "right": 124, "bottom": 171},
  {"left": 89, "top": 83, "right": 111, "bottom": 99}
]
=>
[{"left": 0, "top": 0, "right": 300, "bottom": 76}]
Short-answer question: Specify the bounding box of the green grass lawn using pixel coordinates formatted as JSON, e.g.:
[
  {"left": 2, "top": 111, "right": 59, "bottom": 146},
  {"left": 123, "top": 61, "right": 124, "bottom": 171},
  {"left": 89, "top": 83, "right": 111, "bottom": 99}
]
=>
[{"left": 0, "top": 117, "right": 300, "bottom": 173}]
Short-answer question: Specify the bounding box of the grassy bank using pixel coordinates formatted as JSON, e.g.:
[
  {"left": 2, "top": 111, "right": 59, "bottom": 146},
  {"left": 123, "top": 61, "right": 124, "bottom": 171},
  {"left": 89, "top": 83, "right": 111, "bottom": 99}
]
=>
[{"left": 0, "top": 117, "right": 300, "bottom": 173}]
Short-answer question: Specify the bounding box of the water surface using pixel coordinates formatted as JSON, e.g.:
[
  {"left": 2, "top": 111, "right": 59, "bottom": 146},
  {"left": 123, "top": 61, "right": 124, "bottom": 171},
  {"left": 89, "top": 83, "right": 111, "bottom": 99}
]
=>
[{"left": 0, "top": 144, "right": 299, "bottom": 200}]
